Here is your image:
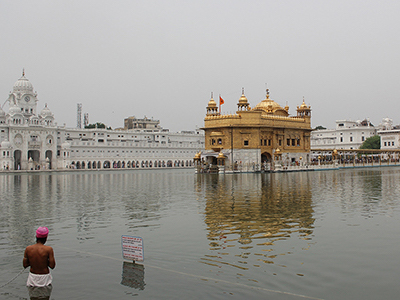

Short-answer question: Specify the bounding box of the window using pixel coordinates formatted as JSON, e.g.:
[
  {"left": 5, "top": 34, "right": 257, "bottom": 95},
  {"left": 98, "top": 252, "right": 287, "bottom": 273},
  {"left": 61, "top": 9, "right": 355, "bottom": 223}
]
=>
[
  {"left": 244, "top": 140, "right": 249, "bottom": 146},
  {"left": 287, "top": 139, "right": 290, "bottom": 146},
  {"left": 362, "top": 136, "right": 365, "bottom": 141},
  {"left": 292, "top": 139, "right": 295, "bottom": 146},
  {"left": 350, "top": 137, "right": 353, "bottom": 142},
  {"left": 340, "top": 137, "right": 343, "bottom": 142},
  {"left": 279, "top": 140, "right": 282, "bottom": 146},
  {"left": 268, "top": 139, "right": 271, "bottom": 146},
  {"left": 384, "top": 142, "right": 387, "bottom": 146}
]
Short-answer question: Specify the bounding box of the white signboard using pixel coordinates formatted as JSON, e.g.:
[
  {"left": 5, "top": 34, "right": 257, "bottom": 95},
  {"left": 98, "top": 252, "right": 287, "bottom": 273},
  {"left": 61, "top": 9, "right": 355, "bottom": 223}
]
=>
[{"left": 121, "top": 235, "right": 144, "bottom": 262}]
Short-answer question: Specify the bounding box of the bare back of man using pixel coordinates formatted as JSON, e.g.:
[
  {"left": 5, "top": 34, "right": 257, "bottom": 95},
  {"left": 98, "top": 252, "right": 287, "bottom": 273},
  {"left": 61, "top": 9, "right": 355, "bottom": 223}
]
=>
[{"left": 23, "top": 242, "right": 56, "bottom": 274}]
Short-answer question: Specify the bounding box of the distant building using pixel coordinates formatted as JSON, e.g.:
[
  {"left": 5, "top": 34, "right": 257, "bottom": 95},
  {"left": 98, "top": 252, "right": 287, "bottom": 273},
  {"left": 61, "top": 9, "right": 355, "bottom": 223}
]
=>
[
  {"left": 0, "top": 72, "right": 204, "bottom": 170},
  {"left": 311, "top": 119, "right": 376, "bottom": 150},
  {"left": 124, "top": 116, "right": 160, "bottom": 130},
  {"left": 377, "top": 118, "right": 400, "bottom": 149}
]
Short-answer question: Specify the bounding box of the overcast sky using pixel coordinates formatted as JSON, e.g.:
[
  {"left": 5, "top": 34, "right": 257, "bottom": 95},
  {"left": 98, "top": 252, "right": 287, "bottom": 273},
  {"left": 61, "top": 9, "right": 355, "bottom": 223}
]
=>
[{"left": 1, "top": 0, "right": 400, "bottom": 131}]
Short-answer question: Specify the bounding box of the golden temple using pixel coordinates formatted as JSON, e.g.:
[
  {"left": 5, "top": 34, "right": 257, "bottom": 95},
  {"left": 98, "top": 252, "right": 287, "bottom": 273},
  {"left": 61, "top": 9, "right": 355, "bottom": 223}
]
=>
[{"left": 197, "top": 88, "right": 312, "bottom": 172}]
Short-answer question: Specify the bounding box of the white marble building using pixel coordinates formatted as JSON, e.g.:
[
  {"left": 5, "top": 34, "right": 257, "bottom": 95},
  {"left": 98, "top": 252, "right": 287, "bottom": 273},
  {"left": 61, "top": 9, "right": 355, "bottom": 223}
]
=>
[
  {"left": 0, "top": 72, "right": 204, "bottom": 170},
  {"left": 377, "top": 118, "right": 400, "bottom": 150},
  {"left": 311, "top": 119, "right": 376, "bottom": 150}
]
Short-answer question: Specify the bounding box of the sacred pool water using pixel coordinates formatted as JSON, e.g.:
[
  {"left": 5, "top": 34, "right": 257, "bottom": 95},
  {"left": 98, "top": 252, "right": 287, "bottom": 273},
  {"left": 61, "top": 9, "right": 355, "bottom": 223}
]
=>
[{"left": 1, "top": 168, "right": 400, "bottom": 300}]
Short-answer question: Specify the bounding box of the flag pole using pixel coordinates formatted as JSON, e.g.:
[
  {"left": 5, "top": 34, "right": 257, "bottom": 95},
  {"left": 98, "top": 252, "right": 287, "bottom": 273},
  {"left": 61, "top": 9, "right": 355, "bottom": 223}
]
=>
[{"left": 219, "top": 94, "right": 221, "bottom": 115}]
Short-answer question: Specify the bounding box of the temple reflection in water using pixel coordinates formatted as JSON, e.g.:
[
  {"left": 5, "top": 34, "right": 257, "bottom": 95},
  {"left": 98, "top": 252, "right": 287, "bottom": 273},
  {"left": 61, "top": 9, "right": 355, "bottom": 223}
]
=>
[{"left": 196, "top": 173, "right": 315, "bottom": 269}]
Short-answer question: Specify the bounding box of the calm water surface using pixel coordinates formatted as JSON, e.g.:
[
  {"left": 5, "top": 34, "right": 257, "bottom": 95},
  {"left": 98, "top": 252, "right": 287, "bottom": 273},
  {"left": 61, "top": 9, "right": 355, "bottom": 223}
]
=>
[{"left": 1, "top": 168, "right": 400, "bottom": 299}]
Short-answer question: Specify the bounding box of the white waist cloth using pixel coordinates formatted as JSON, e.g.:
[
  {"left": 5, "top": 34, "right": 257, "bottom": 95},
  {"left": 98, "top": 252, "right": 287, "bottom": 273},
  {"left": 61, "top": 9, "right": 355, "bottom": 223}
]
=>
[{"left": 27, "top": 272, "right": 52, "bottom": 287}]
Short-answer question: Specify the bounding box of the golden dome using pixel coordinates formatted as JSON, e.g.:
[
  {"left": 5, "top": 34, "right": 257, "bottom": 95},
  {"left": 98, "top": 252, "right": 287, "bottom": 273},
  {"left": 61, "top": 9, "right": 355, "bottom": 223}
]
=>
[
  {"left": 238, "top": 87, "right": 248, "bottom": 104},
  {"left": 217, "top": 152, "right": 225, "bottom": 158},
  {"left": 194, "top": 152, "right": 201, "bottom": 159},
  {"left": 298, "top": 97, "right": 310, "bottom": 110},
  {"left": 208, "top": 97, "right": 217, "bottom": 108},
  {"left": 253, "top": 89, "right": 288, "bottom": 116}
]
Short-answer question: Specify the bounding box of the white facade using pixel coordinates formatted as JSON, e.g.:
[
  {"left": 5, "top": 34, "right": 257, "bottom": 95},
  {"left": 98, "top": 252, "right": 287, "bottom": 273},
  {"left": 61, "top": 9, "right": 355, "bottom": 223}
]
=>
[
  {"left": 0, "top": 72, "right": 204, "bottom": 170},
  {"left": 311, "top": 119, "right": 376, "bottom": 150},
  {"left": 377, "top": 118, "right": 400, "bottom": 150}
]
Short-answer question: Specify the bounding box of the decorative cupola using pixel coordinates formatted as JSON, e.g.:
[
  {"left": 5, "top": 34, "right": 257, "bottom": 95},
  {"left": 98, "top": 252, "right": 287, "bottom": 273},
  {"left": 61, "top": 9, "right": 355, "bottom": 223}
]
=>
[
  {"left": 206, "top": 92, "right": 219, "bottom": 116},
  {"left": 237, "top": 87, "right": 250, "bottom": 111},
  {"left": 296, "top": 97, "right": 311, "bottom": 118}
]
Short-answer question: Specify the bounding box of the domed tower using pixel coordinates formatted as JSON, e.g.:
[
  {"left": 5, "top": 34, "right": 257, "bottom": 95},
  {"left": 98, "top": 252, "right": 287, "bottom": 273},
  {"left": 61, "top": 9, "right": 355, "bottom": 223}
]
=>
[
  {"left": 296, "top": 97, "right": 311, "bottom": 118},
  {"left": 39, "top": 103, "right": 55, "bottom": 126},
  {"left": 237, "top": 87, "right": 250, "bottom": 111},
  {"left": 7, "top": 70, "right": 39, "bottom": 118},
  {"left": 206, "top": 93, "right": 219, "bottom": 116}
]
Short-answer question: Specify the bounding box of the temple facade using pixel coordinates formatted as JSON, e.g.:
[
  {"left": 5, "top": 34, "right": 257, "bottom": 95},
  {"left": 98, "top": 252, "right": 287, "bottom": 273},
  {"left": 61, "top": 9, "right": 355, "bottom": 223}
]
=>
[{"left": 199, "top": 89, "right": 312, "bottom": 170}]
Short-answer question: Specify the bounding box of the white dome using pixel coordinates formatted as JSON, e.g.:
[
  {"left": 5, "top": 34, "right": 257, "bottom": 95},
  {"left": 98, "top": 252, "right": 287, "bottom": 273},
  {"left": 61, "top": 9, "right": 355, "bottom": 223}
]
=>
[
  {"left": 13, "top": 73, "right": 33, "bottom": 92},
  {"left": 61, "top": 142, "right": 71, "bottom": 149},
  {"left": 40, "top": 104, "right": 53, "bottom": 118},
  {"left": 9, "top": 103, "right": 22, "bottom": 115},
  {"left": 1, "top": 140, "right": 12, "bottom": 148}
]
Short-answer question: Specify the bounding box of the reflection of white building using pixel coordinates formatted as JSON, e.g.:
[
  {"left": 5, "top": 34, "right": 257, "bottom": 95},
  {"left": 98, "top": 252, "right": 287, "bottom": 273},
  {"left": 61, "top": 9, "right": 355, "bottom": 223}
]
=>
[
  {"left": 0, "top": 72, "right": 204, "bottom": 170},
  {"left": 377, "top": 118, "right": 400, "bottom": 149},
  {"left": 311, "top": 119, "right": 376, "bottom": 150}
]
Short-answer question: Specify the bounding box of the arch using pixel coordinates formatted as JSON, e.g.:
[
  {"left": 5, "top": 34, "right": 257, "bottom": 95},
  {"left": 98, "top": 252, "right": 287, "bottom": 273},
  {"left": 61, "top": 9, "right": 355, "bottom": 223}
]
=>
[
  {"left": 167, "top": 160, "right": 172, "bottom": 167},
  {"left": 14, "top": 150, "right": 22, "bottom": 170},
  {"left": 45, "top": 150, "right": 52, "bottom": 170},
  {"left": 81, "top": 161, "right": 85, "bottom": 169},
  {"left": 261, "top": 152, "right": 272, "bottom": 162},
  {"left": 97, "top": 161, "right": 101, "bottom": 169},
  {"left": 149, "top": 161, "right": 153, "bottom": 168},
  {"left": 76, "top": 161, "right": 81, "bottom": 169},
  {"left": 103, "top": 161, "right": 111, "bottom": 168},
  {"left": 154, "top": 161, "right": 158, "bottom": 168},
  {"left": 88, "top": 161, "right": 92, "bottom": 169},
  {"left": 127, "top": 161, "right": 131, "bottom": 168}
]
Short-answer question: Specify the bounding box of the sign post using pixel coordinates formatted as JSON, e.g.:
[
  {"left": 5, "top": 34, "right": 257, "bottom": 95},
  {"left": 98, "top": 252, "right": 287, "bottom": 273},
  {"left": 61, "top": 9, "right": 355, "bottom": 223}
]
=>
[{"left": 121, "top": 235, "right": 144, "bottom": 262}]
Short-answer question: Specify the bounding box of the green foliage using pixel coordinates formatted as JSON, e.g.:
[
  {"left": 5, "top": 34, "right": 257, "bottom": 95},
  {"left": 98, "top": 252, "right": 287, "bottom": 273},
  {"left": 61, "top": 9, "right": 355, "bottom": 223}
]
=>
[
  {"left": 359, "top": 135, "right": 380, "bottom": 149},
  {"left": 315, "top": 125, "right": 326, "bottom": 130},
  {"left": 84, "top": 122, "right": 112, "bottom": 130}
]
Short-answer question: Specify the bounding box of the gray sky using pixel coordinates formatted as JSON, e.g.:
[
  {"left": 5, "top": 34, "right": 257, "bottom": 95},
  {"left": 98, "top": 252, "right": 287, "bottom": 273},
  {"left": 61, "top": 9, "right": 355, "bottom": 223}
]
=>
[{"left": 1, "top": 0, "right": 400, "bottom": 131}]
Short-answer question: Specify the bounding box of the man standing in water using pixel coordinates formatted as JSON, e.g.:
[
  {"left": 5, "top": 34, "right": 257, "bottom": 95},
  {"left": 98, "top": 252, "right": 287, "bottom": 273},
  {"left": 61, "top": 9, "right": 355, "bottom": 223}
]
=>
[{"left": 23, "top": 227, "right": 56, "bottom": 296}]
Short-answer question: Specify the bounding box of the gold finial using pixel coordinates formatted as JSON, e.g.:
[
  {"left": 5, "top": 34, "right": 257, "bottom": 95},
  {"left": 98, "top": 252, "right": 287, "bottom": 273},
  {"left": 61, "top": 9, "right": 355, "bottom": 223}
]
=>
[
  {"left": 266, "top": 88, "right": 270, "bottom": 98},
  {"left": 211, "top": 92, "right": 213, "bottom": 99},
  {"left": 22, "top": 68, "right": 25, "bottom": 76},
  {"left": 242, "top": 87, "right": 245, "bottom": 95}
]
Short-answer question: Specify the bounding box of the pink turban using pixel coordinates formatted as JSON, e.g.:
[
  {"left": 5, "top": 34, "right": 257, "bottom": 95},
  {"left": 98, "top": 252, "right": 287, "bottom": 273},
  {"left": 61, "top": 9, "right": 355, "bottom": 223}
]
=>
[{"left": 36, "top": 227, "right": 49, "bottom": 238}]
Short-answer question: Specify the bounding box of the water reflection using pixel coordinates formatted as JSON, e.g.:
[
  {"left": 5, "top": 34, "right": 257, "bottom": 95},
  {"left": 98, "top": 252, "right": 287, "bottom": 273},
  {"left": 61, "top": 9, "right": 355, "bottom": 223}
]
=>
[
  {"left": 196, "top": 173, "right": 315, "bottom": 270},
  {"left": 121, "top": 262, "right": 145, "bottom": 290},
  {"left": 27, "top": 285, "right": 52, "bottom": 300}
]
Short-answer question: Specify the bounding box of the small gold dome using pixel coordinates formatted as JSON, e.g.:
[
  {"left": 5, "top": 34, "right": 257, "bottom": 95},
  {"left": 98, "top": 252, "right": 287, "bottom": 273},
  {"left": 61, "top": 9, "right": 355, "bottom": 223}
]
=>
[
  {"left": 238, "top": 88, "right": 248, "bottom": 104},
  {"left": 218, "top": 152, "right": 225, "bottom": 158},
  {"left": 208, "top": 97, "right": 217, "bottom": 107}
]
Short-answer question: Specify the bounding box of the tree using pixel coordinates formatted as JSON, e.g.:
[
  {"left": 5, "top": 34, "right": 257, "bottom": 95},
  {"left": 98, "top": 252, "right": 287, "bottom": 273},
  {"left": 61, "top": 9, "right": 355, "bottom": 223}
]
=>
[
  {"left": 359, "top": 135, "right": 380, "bottom": 149},
  {"left": 84, "top": 122, "right": 112, "bottom": 130},
  {"left": 314, "top": 125, "right": 326, "bottom": 130}
]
